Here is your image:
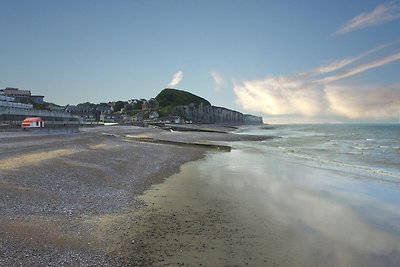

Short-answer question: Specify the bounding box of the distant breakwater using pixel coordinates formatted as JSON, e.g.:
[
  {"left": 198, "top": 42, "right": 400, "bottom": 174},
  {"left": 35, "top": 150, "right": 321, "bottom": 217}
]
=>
[{"left": 173, "top": 103, "right": 263, "bottom": 125}]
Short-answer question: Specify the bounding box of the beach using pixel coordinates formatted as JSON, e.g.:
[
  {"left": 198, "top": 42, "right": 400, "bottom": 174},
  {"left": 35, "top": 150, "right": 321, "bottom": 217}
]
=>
[
  {"left": 0, "top": 125, "right": 269, "bottom": 266},
  {"left": 1, "top": 124, "right": 400, "bottom": 266}
]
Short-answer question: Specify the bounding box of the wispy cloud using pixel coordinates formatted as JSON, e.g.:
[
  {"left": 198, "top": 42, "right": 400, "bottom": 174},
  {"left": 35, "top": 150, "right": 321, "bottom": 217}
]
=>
[
  {"left": 334, "top": 1, "right": 400, "bottom": 36},
  {"left": 167, "top": 70, "right": 183, "bottom": 88},
  {"left": 311, "top": 42, "right": 395, "bottom": 75},
  {"left": 315, "top": 52, "right": 400, "bottom": 83},
  {"left": 234, "top": 43, "right": 400, "bottom": 120},
  {"left": 210, "top": 71, "right": 224, "bottom": 92}
]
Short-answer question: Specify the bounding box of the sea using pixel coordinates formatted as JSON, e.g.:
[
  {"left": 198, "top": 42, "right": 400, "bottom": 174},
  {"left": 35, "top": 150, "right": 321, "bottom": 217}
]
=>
[
  {"left": 238, "top": 123, "right": 400, "bottom": 182},
  {"left": 187, "top": 123, "right": 400, "bottom": 266}
]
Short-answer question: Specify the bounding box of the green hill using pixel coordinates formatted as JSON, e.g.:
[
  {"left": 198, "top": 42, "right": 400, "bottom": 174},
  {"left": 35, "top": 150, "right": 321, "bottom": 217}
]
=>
[{"left": 155, "top": 88, "right": 211, "bottom": 116}]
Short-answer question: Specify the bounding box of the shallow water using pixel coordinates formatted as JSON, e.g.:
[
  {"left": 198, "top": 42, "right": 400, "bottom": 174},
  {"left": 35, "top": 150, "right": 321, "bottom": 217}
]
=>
[
  {"left": 189, "top": 148, "right": 399, "bottom": 266},
  {"left": 184, "top": 124, "right": 400, "bottom": 266}
]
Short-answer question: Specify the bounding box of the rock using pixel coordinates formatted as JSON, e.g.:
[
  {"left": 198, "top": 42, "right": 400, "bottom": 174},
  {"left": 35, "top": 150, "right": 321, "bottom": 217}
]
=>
[{"left": 173, "top": 103, "right": 262, "bottom": 125}]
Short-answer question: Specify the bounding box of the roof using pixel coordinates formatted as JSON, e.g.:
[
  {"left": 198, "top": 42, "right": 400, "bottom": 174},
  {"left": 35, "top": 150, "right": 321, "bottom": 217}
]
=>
[
  {"left": 3, "top": 88, "right": 31, "bottom": 96},
  {"left": 22, "top": 117, "right": 43, "bottom": 123}
]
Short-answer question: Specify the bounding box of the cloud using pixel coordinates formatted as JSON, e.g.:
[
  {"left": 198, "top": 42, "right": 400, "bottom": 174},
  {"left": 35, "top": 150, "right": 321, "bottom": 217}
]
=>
[
  {"left": 167, "top": 70, "right": 183, "bottom": 88},
  {"left": 315, "top": 52, "right": 400, "bottom": 84},
  {"left": 234, "top": 43, "right": 400, "bottom": 121},
  {"left": 234, "top": 77, "right": 325, "bottom": 117},
  {"left": 210, "top": 71, "right": 224, "bottom": 92},
  {"left": 326, "top": 85, "right": 400, "bottom": 119},
  {"left": 311, "top": 42, "right": 395, "bottom": 75},
  {"left": 334, "top": 1, "right": 400, "bottom": 36}
]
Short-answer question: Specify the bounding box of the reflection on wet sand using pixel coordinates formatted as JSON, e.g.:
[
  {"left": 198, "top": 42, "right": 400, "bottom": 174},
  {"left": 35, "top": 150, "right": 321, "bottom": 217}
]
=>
[{"left": 188, "top": 147, "right": 400, "bottom": 266}]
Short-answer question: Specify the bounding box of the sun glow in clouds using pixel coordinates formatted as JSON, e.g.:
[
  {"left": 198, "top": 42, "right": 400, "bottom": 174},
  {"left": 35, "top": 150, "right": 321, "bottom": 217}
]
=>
[{"left": 234, "top": 43, "right": 400, "bottom": 120}]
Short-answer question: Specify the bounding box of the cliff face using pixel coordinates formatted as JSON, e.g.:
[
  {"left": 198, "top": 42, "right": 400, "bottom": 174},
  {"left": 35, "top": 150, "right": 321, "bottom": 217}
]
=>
[{"left": 172, "top": 103, "right": 263, "bottom": 125}]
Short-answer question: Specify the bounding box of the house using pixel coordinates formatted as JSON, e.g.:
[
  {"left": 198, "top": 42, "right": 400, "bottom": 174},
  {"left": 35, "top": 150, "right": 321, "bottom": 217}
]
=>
[
  {"left": 1, "top": 87, "right": 31, "bottom": 102},
  {"left": 100, "top": 114, "right": 116, "bottom": 123},
  {"left": 149, "top": 111, "right": 159, "bottom": 119},
  {"left": 21, "top": 117, "right": 44, "bottom": 128},
  {"left": 66, "top": 105, "right": 96, "bottom": 124},
  {"left": 1, "top": 87, "right": 45, "bottom": 105},
  {"left": 141, "top": 98, "right": 159, "bottom": 111},
  {"left": 142, "top": 101, "right": 150, "bottom": 111},
  {"left": 121, "top": 114, "right": 133, "bottom": 124},
  {"left": 133, "top": 111, "right": 144, "bottom": 122},
  {"left": 160, "top": 116, "right": 181, "bottom": 124}
]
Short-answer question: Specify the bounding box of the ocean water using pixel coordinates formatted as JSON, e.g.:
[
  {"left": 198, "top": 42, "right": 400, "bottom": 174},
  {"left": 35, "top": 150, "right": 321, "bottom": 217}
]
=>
[
  {"left": 185, "top": 123, "right": 400, "bottom": 266},
  {"left": 238, "top": 124, "right": 400, "bottom": 182}
]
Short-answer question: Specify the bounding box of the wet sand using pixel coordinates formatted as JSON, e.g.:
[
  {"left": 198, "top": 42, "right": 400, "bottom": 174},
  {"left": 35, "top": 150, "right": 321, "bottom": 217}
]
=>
[
  {"left": 124, "top": 161, "right": 289, "bottom": 266},
  {"left": 139, "top": 144, "right": 400, "bottom": 267},
  {"left": 0, "top": 125, "right": 270, "bottom": 266}
]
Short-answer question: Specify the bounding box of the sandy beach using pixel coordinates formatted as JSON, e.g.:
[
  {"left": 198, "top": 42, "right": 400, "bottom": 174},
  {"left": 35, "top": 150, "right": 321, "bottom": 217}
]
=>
[{"left": 0, "top": 125, "right": 270, "bottom": 266}]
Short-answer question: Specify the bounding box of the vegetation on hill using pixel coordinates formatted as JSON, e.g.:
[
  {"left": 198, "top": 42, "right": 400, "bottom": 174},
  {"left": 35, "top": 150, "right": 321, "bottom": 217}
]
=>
[{"left": 155, "top": 88, "right": 211, "bottom": 117}]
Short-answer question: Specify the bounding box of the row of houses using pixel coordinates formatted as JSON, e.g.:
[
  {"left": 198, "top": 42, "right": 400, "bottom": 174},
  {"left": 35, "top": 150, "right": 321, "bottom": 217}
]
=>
[
  {"left": 66, "top": 109, "right": 161, "bottom": 124},
  {"left": 65, "top": 98, "right": 161, "bottom": 124},
  {"left": 1, "top": 87, "right": 183, "bottom": 125}
]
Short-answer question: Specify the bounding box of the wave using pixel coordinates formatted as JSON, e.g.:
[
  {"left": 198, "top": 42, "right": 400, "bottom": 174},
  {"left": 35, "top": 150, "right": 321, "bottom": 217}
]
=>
[
  {"left": 269, "top": 146, "right": 400, "bottom": 181},
  {"left": 351, "top": 145, "right": 373, "bottom": 150}
]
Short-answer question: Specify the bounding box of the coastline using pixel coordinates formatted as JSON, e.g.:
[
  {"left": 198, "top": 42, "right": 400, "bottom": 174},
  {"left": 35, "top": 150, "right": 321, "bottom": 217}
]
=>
[
  {"left": 127, "top": 138, "right": 400, "bottom": 267},
  {"left": 0, "top": 125, "right": 269, "bottom": 266},
  {"left": 2, "top": 124, "right": 399, "bottom": 266}
]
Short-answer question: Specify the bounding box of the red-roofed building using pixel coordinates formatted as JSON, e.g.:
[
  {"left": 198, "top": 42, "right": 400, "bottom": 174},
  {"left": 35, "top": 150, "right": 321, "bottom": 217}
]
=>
[{"left": 21, "top": 117, "right": 44, "bottom": 128}]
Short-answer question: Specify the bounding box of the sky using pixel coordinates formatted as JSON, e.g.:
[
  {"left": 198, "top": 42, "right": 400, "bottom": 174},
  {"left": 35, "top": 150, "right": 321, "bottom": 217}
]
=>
[{"left": 1, "top": 0, "right": 399, "bottom": 123}]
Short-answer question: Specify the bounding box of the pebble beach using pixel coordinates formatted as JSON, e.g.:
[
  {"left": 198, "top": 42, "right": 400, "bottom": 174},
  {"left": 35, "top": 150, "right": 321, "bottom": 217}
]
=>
[{"left": 0, "top": 125, "right": 269, "bottom": 266}]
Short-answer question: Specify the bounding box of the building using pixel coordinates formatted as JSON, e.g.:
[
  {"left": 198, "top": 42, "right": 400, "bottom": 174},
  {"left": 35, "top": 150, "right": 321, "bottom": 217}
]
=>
[
  {"left": 1, "top": 90, "right": 77, "bottom": 127},
  {"left": 100, "top": 114, "right": 116, "bottom": 123},
  {"left": 31, "top": 95, "right": 45, "bottom": 104},
  {"left": 96, "top": 105, "right": 112, "bottom": 114},
  {"left": 66, "top": 105, "right": 94, "bottom": 115},
  {"left": 160, "top": 116, "right": 181, "bottom": 124},
  {"left": 149, "top": 111, "right": 159, "bottom": 119},
  {"left": 133, "top": 111, "right": 144, "bottom": 122},
  {"left": 142, "top": 98, "right": 159, "bottom": 111},
  {"left": 21, "top": 117, "right": 44, "bottom": 128},
  {"left": 1, "top": 87, "right": 45, "bottom": 104},
  {"left": 142, "top": 101, "right": 149, "bottom": 111},
  {"left": 66, "top": 105, "right": 96, "bottom": 124},
  {"left": 0, "top": 90, "right": 33, "bottom": 109},
  {"left": 1, "top": 88, "right": 31, "bottom": 102}
]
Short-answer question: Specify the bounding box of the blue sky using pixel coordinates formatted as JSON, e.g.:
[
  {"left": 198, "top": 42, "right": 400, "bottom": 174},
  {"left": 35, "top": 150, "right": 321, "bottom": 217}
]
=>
[{"left": 1, "top": 0, "right": 399, "bottom": 122}]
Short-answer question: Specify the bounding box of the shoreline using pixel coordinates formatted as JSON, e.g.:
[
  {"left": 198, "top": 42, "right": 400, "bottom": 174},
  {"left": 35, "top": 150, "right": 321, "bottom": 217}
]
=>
[
  {"left": 128, "top": 140, "right": 400, "bottom": 267},
  {"left": 2, "top": 124, "right": 399, "bottom": 266},
  {"left": 115, "top": 157, "right": 285, "bottom": 266},
  {"left": 0, "top": 125, "right": 269, "bottom": 266}
]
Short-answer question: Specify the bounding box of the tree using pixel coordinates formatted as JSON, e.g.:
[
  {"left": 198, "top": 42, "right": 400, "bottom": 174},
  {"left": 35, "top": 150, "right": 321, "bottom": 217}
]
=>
[{"left": 114, "top": 101, "right": 125, "bottom": 112}]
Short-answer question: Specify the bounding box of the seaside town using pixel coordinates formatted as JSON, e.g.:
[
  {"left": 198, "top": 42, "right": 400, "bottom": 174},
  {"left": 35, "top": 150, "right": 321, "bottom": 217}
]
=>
[
  {"left": 0, "top": 87, "right": 262, "bottom": 129},
  {"left": 0, "top": 86, "right": 164, "bottom": 126}
]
